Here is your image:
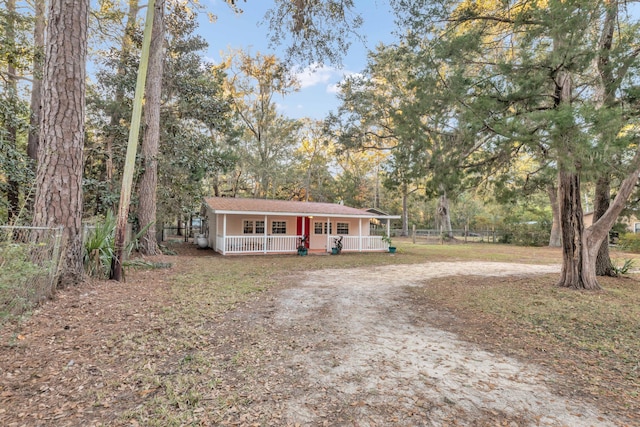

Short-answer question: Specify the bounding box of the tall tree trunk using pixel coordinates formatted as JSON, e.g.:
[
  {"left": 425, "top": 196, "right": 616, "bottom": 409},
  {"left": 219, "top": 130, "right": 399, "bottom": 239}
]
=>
[
  {"left": 592, "top": 0, "right": 621, "bottom": 277},
  {"left": 103, "top": 0, "right": 140, "bottom": 211},
  {"left": 558, "top": 147, "right": 640, "bottom": 290},
  {"left": 110, "top": 0, "right": 157, "bottom": 281},
  {"left": 547, "top": 184, "right": 561, "bottom": 247},
  {"left": 305, "top": 165, "right": 311, "bottom": 201},
  {"left": 555, "top": 1, "right": 640, "bottom": 289},
  {"left": 593, "top": 176, "right": 615, "bottom": 276},
  {"left": 137, "top": 0, "right": 164, "bottom": 255},
  {"left": 552, "top": 20, "right": 600, "bottom": 289},
  {"left": 557, "top": 171, "right": 600, "bottom": 289},
  {"left": 32, "top": 0, "right": 89, "bottom": 285},
  {"left": 27, "top": 0, "right": 46, "bottom": 163},
  {"left": 437, "top": 190, "right": 453, "bottom": 239},
  {"left": 6, "top": 0, "right": 20, "bottom": 221},
  {"left": 401, "top": 183, "right": 408, "bottom": 236},
  {"left": 176, "top": 216, "right": 183, "bottom": 236}
]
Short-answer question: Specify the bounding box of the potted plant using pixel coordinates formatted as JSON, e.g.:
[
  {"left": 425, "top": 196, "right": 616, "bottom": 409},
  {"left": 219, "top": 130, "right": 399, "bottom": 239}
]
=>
[
  {"left": 297, "top": 235, "right": 309, "bottom": 256},
  {"left": 331, "top": 236, "right": 343, "bottom": 255},
  {"left": 382, "top": 235, "right": 396, "bottom": 253}
]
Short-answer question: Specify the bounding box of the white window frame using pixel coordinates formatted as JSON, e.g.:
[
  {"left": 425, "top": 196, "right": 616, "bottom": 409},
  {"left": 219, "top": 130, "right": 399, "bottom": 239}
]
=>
[
  {"left": 336, "top": 222, "right": 349, "bottom": 235},
  {"left": 243, "top": 219, "right": 265, "bottom": 234},
  {"left": 271, "top": 221, "right": 287, "bottom": 234},
  {"left": 313, "top": 222, "right": 333, "bottom": 235}
]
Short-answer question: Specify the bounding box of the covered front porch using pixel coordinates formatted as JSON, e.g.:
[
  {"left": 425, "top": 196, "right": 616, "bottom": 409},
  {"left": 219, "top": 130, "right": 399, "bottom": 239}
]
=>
[{"left": 211, "top": 214, "right": 394, "bottom": 255}]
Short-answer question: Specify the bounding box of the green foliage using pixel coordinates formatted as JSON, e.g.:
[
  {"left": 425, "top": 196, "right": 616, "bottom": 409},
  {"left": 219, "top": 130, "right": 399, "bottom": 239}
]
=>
[
  {"left": 0, "top": 2, "right": 39, "bottom": 223},
  {"left": 618, "top": 233, "right": 640, "bottom": 254},
  {"left": 0, "top": 242, "right": 48, "bottom": 321},
  {"left": 501, "top": 221, "right": 551, "bottom": 247},
  {"left": 265, "top": 0, "right": 363, "bottom": 66},
  {"left": 612, "top": 259, "right": 635, "bottom": 276},
  {"left": 84, "top": 212, "right": 155, "bottom": 278},
  {"left": 83, "top": 211, "right": 116, "bottom": 278},
  {"left": 222, "top": 50, "right": 301, "bottom": 199},
  {"left": 386, "top": 0, "right": 640, "bottom": 266},
  {"left": 85, "top": 1, "right": 233, "bottom": 221},
  {"left": 289, "top": 119, "right": 338, "bottom": 202}
]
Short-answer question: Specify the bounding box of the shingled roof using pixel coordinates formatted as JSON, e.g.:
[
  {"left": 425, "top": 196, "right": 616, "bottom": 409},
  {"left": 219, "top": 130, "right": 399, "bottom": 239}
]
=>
[{"left": 203, "top": 197, "right": 381, "bottom": 218}]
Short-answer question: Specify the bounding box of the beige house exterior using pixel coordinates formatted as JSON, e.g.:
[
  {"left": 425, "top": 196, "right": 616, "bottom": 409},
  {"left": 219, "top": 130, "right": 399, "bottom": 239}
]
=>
[
  {"left": 583, "top": 211, "right": 640, "bottom": 233},
  {"left": 201, "top": 197, "right": 400, "bottom": 255}
]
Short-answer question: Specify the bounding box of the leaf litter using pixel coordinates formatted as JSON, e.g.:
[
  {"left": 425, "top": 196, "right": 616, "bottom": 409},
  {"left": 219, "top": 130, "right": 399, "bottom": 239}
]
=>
[{"left": 0, "top": 243, "right": 636, "bottom": 426}]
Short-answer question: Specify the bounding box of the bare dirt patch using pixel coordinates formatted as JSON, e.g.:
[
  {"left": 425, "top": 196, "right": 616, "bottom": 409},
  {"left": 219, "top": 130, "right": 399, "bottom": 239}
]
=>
[
  {"left": 0, "top": 245, "right": 634, "bottom": 426},
  {"left": 263, "top": 262, "right": 621, "bottom": 426}
]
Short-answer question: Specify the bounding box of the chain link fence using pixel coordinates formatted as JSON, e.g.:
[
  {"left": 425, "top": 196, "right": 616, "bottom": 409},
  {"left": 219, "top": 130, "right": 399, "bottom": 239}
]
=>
[{"left": 0, "top": 226, "right": 64, "bottom": 321}]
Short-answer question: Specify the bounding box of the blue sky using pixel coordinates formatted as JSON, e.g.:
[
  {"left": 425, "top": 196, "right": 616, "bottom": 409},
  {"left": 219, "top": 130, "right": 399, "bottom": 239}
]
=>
[{"left": 198, "top": 1, "right": 398, "bottom": 120}]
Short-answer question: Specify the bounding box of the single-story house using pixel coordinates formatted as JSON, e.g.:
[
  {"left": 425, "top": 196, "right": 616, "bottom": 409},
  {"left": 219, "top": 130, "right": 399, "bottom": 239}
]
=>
[
  {"left": 201, "top": 197, "right": 400, "bottom": 255},
  {"left": 583, "top": 211, "right": 640, "bottom": 233}
]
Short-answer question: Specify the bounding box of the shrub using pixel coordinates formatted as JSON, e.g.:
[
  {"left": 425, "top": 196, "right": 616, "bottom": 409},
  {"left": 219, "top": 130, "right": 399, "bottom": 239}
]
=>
[
  {"left": 83, "top": 212, "right": 155, "bottom": 279},
  {"left": 612, "top": 259, "right": 635, "bottom": 276},
  {"left": 502, "top": 222, "right": 550, "bottom": 247},
  {"left": 618, "top": 233, "right": 640, "bottom": 253},
  {"left": 84, "top": 211, "right": 116, "bottom": 279},
  {"left": 0, "top": 243, "right": 49, "bottom": 320}
]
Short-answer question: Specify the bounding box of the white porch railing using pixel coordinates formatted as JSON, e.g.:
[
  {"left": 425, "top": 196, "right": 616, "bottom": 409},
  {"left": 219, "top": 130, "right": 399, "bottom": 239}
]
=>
[
  {"left": 217, "top": 235, "right": 388, "bottom": 254},
  {"left": 217, "top": 235, "right": 299, "bottom": 254},
  {"left": 332, "top": 235, "right": 388, "bottom": 252}
]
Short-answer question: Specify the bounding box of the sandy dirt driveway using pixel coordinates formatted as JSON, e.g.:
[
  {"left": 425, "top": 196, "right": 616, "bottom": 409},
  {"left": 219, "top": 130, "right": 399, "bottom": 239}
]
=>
[{"left": 224, "top": 261, "right": 622, "bottom": 426}]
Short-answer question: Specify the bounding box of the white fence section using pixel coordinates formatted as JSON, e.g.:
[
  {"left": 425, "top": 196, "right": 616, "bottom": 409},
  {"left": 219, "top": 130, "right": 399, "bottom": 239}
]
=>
[
  {"left": 217, "top": 234, "right": 388, "bottom": 254},
  {"left": 218, "top": 235, "right": 298, "bottom": 254},
  {"left": 335, "top": 235, "right": 388, "bottom": 252},
  {"left": 361, "top": 236, "right": 388, "bottom": 251}
]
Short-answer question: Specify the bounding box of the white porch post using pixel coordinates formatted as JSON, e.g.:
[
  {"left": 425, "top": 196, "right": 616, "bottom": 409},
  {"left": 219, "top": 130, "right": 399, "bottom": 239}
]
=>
[
  {"left": 358, "top": 218, "right": 362, "bottom": 252},
  {"left": 302, "top": 216, "right": 306, "bottom": 237},
  {"left": 263, "top": 215, "right": 268, "bottom": 254},
  {"left": 223, "top": 214, "right": 227, "bottom": 255},
  {"left": 386, "top": 218, "right": 391, "bottom": 247},
  {"left": 326, "top": 217, "right": 331, "bottom": 252}
]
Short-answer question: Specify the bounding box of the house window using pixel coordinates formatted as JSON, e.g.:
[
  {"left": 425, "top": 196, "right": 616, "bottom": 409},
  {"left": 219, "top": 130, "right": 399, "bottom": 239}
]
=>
[
  {"left": 314, "top": 222, "right": 333, "bottom": 235},
  {"left": 244, "top": 220, "right": 265, "bottom": 234},
  {"left": 634, "top": 223, "right": 640, "bottom": 233},
  {"left": 272, "top": 221, "right": 287, "bottom": 234},
  {"left": 336, "top": 222, "right": 349, "bottom": 235}
]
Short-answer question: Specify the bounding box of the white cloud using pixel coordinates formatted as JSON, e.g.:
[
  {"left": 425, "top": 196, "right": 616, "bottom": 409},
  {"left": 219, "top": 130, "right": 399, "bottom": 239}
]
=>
[
  {"left": 293, "top": 64, "right": 340, "bottom": 89},
  {"left": 326, "top": 83, "right": 341, "bottom": 94}
]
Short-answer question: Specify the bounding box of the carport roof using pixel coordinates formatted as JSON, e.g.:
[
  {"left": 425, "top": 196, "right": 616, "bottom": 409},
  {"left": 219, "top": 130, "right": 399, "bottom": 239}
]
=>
[{"left": 203, "top": 197, "right": 400, "bottom": 219}]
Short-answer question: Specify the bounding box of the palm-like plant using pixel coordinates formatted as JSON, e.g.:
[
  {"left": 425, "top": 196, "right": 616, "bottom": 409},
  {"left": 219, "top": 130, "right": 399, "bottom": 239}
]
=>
[{"left": 83, "top": 211, "right": 116, "bottom": 279}]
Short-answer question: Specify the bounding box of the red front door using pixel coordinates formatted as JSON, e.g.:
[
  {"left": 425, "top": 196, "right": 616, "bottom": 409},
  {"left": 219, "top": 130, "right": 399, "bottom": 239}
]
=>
[{"left": 296, "top": 216, "right": 311, "bottom": 248}]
